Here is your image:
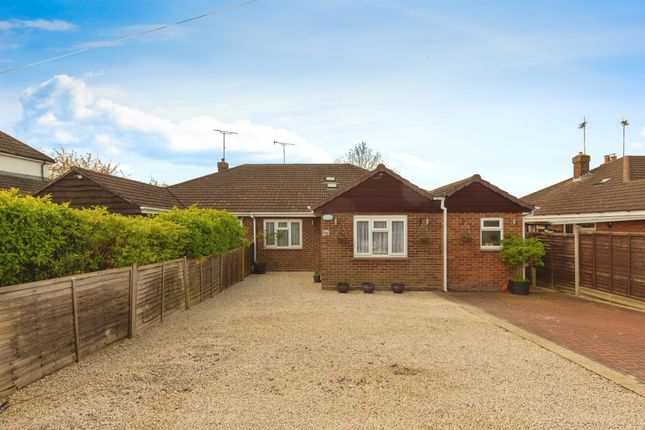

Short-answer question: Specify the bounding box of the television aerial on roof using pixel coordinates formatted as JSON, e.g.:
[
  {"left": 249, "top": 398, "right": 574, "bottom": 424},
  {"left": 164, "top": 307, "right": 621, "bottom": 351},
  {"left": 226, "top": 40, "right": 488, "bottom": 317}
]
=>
[{"left": 274, "top": 140, "right": 295, "bottom": 164}]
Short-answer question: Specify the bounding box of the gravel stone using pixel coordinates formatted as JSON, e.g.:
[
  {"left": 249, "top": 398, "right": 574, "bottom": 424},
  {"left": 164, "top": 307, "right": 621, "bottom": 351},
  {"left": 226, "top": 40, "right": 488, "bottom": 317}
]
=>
[{"left": 1, "top": 272, "right": 644, "bottom": 429}]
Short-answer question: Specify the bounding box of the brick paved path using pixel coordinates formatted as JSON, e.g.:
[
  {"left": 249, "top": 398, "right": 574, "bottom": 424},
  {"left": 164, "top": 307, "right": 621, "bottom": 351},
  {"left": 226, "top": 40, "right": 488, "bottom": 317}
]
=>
[{"left": 448, "top": 291, "right": 645, "bottom": 382}]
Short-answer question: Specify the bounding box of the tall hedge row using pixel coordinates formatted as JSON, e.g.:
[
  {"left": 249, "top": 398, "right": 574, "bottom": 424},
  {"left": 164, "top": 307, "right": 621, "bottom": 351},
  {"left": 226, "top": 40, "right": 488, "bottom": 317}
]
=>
[{"left": 0, "top": 190, "right": 247, "bottom": 287}]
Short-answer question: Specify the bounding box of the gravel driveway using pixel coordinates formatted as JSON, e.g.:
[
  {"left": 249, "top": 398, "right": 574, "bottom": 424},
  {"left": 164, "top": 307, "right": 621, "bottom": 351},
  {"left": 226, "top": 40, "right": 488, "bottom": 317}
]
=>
[{"left": 1, "top": 273, "right": 644, "bottom": 429}]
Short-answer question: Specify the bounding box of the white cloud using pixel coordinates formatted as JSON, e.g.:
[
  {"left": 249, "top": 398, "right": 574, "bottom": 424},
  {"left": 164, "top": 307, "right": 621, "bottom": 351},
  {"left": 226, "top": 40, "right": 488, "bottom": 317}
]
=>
[
  {"left": 385, "top": 152, "right": 440, "bottom": 171},
  {"left": 16, "top": 74, "right": 330, "bottom": 183},
  {"left": 0, "top": 19, "right": 77, "bottom": 32}
]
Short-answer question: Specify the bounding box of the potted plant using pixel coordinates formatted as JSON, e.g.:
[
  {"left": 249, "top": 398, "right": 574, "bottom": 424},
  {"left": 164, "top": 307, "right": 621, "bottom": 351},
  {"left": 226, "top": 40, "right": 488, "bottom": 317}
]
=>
[
  {"left": 391, "top": 283, "right": 405, "bottom": 294},
  {"left": 361, "top": 282, "right": 375, "bottom": 294},
  {"left": 337, "top": 282, "right": 350, "bottom": 293},
  {"left": 253, "top": 261, "right": 266, "bottom": 274},
  {"left": 499, "top": 235, "right": 545, "bottom": 295},
  {"left": 313, "top": 270, "right": 321, "bottom": 283}
]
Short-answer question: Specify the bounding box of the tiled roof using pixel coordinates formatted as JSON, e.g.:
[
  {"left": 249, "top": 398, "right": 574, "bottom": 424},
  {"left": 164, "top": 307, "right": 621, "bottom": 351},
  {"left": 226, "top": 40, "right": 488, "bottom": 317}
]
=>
[
  {"left": 522, "top": 156, "right": 645, "bottom": 215},
  {"left": 0, "top": 131, "right": 55, "bottom": 163},
  {"left": 38, "top": 168, "right": 184, "bottom": 210},
  {"left": 0, "top": 171, "right": 48, "bottom": 194},
  {"left": 428, "top": 173, "right": 533, "bottom": 210},
  {"left": 170, "top": 164, "right": 367, "bottom": 212}
]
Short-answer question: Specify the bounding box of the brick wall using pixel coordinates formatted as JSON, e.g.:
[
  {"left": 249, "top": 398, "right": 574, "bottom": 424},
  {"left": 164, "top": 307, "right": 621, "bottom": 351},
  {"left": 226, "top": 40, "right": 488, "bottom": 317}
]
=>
[
  {"left": 596, "top": 220, "right": 645, "bottom": 233},
  {"left": 447, "top": 212, "right": 523, "bottom": 291},
  {"left": 241, "top": 217, "right": 320, "bottom": 271},
  {"left": 320, "top": 213, "right": 443, "bottom": 291}
]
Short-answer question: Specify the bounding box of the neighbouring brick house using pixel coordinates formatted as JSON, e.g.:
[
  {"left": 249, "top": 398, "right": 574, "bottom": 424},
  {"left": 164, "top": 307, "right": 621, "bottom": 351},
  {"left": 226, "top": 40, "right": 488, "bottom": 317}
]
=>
[
  {"left": 523, "top": 153, "right": 645, "bottom": 233},
  {"left": 0, "top": 131, "right": 53, "bottom": 194},
  {"left": 37, "top": 160, "right": 532, "bottom": 290}
]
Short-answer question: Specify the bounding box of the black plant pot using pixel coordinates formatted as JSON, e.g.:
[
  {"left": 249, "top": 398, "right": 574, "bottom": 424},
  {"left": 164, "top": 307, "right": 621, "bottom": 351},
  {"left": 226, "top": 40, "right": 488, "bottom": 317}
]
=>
[
  {"left": 391, "top": 283, "right": 405, "bottom": 294},
  {"left": 362, "top": 283, "right": 375, "bottom": 294},
  {"left": 337, "top": 282, "right": 350, "bottom": 293},
  {"left": 509, "top": 279, "right": 530, "bottom": 295},
  {"left": 253, "top": 262, "right": 266, "bottom": 274},
  {"left": 313, "top": 274, "right": 321, "bottom": 283}
]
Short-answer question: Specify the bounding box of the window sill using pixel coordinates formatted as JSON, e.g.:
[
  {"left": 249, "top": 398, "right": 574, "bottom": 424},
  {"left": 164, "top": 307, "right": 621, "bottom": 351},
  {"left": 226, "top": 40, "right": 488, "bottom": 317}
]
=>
[
  {"left": 352, "top": 256, "right": 409, "bottom": 261},
  {"left": 264, "top": 247, "right": 303, "bottom": 250},
  {"left": 480, "top": 246, "right": 501, "bottom": 251}
]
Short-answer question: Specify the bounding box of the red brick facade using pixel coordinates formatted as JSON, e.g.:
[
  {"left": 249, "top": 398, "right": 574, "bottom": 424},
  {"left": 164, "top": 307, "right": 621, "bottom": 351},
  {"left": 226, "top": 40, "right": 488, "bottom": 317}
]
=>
[
  {"left": 447, "top": 212, "right": 523, "bottom": 291},
  {"left": 595, "top": 220, "right": 645, "bottom": 233},
  {"left": 241, "top": 217, "right": 320, "bottom": 271},
  {"left": 319, "top": 213, "right": 443, "bottom": 291}
]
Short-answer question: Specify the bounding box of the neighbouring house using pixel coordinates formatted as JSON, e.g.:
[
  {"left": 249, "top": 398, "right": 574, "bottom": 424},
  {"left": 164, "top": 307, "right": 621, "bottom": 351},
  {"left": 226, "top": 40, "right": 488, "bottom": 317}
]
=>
[
  {"left": 34, "top": 167, "right": 184, "bottom": 215},
  {"left": 38, "top": 159, "right": 533, "bottom": 290},
  {"left": 0, "top": 131, "right": 53, "bottom": 194},
  {"left": 523, "top": 153, "right": 645, "bottom": 233}
]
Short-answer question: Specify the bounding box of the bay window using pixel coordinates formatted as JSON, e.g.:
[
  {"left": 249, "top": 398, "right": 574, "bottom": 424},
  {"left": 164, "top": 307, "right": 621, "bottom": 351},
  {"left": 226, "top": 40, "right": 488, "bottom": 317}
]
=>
[
  {"left": 264, "top": 220, "right": 302, "bottom": 249},
  {"left": 354, "top": 216, "right": 407, "bottom": 257}
]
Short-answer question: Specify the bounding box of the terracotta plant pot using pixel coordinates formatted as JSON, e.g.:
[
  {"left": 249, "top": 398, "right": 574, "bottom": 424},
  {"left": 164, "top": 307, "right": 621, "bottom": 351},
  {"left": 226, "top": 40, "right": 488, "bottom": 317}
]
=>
[
  {"left": 509, "top": 279, "right": 530, "bottom": 295},
  {"left": 361, "top": 283, "right": 375, "bottom": 294},
  {"left": 391, "top": 283, "right": 405, "bottom": 294},
  {"left": 253, "top": 262, "right": 266, "bottom": 274},
  {"left": 337, "top": 282, "right": 350, "bottom": 293}
]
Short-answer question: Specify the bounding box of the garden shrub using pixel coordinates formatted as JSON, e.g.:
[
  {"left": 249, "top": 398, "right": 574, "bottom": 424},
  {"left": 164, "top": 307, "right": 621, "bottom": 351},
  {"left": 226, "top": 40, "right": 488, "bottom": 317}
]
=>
[
  {"left": 157, "top": 206, "right": 247, "bottom": 258},
  {"left": 0, "top": 190, "right": 247, "bottom": 287}
]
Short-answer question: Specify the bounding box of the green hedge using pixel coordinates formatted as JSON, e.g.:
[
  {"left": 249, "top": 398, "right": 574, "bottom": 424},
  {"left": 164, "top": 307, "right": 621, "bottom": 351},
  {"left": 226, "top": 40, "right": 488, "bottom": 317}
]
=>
[{"left": 0, "top": 190, "right": 247, "bottom": 287}]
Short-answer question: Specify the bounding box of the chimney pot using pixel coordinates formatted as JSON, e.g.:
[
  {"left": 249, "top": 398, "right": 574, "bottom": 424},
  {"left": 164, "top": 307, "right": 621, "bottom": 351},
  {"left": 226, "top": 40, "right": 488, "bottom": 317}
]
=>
[
  {"left": 572, "top": 153, "right": 590, "bottom": 179},
  {"left": 610, "top": 153, "right": 617, "bottom": 162},
  {"left": 217, "top": 158, "right": 229, "bottom": 172},
  {"left": 604, "top": 155, "right": 611, "bottom": 164}
]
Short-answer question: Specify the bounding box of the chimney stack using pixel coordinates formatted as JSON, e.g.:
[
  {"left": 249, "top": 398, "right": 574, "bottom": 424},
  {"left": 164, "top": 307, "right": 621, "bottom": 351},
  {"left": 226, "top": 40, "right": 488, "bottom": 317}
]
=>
[
  {"left": 610, "top": 153, "right": 617, "bottom": 162},
  {"left": 217, "top": 158, "right": 229, "bottom": 172},
  {"left": 572, "top": 152, "right": 590, "bottom": 179}
]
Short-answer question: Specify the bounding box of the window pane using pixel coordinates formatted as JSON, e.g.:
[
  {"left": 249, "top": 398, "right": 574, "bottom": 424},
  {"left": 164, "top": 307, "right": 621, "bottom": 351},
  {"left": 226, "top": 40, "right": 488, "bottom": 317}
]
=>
[
  {"left": 277, "top": 229, "right": 289, "bottom": 246},
  {"left": 373, "top": 221, "right": 387, "bottom": 229},
  {"left": 291, "top": 222, "right": 300, "bottom": 246},
  {"left": 483, "top": 219, "right": 500, "bottom": 228},
  {"left": 278, "top": 221, "right": 288, "bottom": 228},
  {"left": 481, "top": 230, "right": 501, "bottom": 247},
  {"left": 392, "top": 221, "right": 404, "bottom": 253},
  {"left": 266, "top": 222, "right": 275, "bottom": 246},
  {"left": 356, "top": 221, "right": 369, "bottom": 253},
  {"left": 373, "top": 231, "right": 388, "bottom": 254}
]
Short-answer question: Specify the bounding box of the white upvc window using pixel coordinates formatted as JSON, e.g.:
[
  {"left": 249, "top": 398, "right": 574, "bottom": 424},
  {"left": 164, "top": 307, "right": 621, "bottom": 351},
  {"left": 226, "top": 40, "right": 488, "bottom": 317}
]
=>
[
  {"left": 353, "top": 216, "right": 407, "bottom": 257},
  {"left": 481, "top": 218, "right": 503, "bottom": 249},
  {"left": 264, "top": 219, "right": 302, "bottom": 249}
]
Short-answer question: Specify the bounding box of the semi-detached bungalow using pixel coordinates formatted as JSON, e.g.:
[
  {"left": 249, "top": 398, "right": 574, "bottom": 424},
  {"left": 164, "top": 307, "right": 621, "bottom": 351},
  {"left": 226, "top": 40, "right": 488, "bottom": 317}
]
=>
[{"left": 37, "top": 159, "right": 532, "bottom": 291}]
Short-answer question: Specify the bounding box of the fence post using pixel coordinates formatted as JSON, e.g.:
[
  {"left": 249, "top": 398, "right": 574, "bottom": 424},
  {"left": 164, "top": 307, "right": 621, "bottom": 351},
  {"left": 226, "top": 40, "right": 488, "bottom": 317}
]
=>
[
  {"left": 129, "top": 264, "right": 138, "bottom": 338},
  {"left": 160, "top": 262, "right": 165, "bottom": 322},
  {"left": 628, "top": 235, "right": 632, "bottom": 297},
  {"left": 609, "top": 233, "right": 613, "bottom": 294},
  {"left": 183, "top": 257, "right": 190, "bottom": 309},
  {"left": 592, "top": 234, "right": 597, "bottom": 288},
  {"left": 210, "top": 255, "right": 215, "bottom": 298},
  {"left": 574, "top": 227, "right": 580, "bottom": 296},
  {"left": 199, "top": 258, "right": 204, "bottom": 302},
  {"left": 220, "top": 253, "right": 224, "bottom": 291},
  {"left": 550, "top": 237, "right": 554, "bottom": 289},
  {"left": 71, "top": 278, "right": 81, "bottom": 362}
]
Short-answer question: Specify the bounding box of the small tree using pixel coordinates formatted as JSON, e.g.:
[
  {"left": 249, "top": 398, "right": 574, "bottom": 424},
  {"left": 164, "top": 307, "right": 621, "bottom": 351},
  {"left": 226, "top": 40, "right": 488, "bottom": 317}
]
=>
[
  {"left": 335, "top": 141, "right": 383, "bottom": 170},
  {"left": 499, "top": 235, "right": 545, "bottom": 281},
  {"left": 49, "top": 145, "right": 128, "bottom": 179}
]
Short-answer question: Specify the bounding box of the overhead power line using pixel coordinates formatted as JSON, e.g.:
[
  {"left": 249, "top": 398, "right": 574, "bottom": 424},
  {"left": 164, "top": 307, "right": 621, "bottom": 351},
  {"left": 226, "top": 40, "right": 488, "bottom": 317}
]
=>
[{"left": 0, "top": 0, "right": 258, "bottom": 74}]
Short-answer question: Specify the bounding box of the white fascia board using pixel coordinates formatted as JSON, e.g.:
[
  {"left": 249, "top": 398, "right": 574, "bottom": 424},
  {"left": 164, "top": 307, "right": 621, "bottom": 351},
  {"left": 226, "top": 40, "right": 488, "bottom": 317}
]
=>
[
  {"left": 232, "top": 212, "right": 316, "bottom": 218},
  {"left": 140, "top": 206, "right": 171, "bottom": 214},
  {"left": 524, "top": 210, "right": 645, "bottom": 224}
]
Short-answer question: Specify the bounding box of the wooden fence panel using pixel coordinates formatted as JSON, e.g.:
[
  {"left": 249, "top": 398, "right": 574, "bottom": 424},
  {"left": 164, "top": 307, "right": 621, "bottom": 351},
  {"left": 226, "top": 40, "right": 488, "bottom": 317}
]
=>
[
  {"left": 629, "top": 236, "right": 645, "bottom": 299},
  {"left": 75, "top": 269, "right": 130, "bottom": 358},
  {"left": 162, "top": 260, "right": 184, "bottom": 318},
  {"left": 579, "top": 234, "right": 594, "bottom": 289},
  {"left": 593, "top": 235, "right": 611, "bottom": 292},
  {"left": 135, "top": 264, "right": 163, "bottom": 332},
  {"left": 533, "top": 233, "right": 575, "bottom": 292},
  {"left": 0, "top": 248, "right": 247, "bottom": 398},
  {"left": 610, "top": 235, "right": 630, "bottom": 296}
]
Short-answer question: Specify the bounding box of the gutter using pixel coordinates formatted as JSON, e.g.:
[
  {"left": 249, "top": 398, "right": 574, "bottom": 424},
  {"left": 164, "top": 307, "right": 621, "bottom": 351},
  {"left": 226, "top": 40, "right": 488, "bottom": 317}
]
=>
[
  {"left": 139, "top": 206, "right": 171, "bottom": 215},
  {"left": 524, "top": 210, "right": 645, "bottom": 224},
  {"left": 433, "top": 196, "right": 448, "bottom": 292}
]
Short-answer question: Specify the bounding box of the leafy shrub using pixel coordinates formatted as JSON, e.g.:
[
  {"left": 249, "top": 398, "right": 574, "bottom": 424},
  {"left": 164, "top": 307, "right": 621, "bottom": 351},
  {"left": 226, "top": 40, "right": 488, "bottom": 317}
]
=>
[
  {"left": 157, "top": 206, "right": 247, "bottom": 258},
  {"left": 0, "top": 190, "right": 246, "bottom": 287},
  {"left": 499, "top": 234, "right": 545, "bottom": 281}
]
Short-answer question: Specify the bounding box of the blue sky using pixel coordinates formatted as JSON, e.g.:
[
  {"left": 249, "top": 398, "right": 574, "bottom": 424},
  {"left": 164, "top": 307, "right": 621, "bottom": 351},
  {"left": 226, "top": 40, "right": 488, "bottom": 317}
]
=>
[{"left": 1, "top": 0, "right": 644, "bottom": 195}]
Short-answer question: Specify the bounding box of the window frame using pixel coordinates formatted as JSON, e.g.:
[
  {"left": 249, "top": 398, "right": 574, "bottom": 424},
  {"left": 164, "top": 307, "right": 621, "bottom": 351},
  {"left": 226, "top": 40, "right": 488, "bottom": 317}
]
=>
[
  {"left": 353, "top": 215, "right": 408, "bottom": 258},
  {"left": 263, "top": 219, "right": 303, "bottom": 249},
  {"left": 480, "top": 217, "right": 503, "bottom": 250}
]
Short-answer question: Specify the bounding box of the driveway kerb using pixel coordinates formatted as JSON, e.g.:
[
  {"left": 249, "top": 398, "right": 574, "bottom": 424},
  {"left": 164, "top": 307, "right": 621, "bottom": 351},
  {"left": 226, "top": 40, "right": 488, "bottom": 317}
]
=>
[{"left": 452, "top": 300, "right": 645, "bottom": 398}]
